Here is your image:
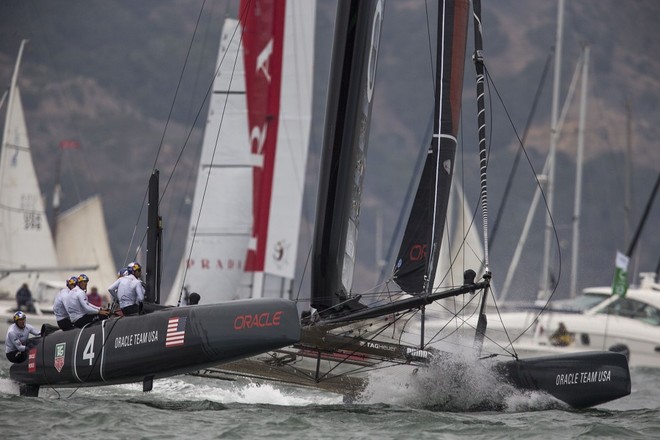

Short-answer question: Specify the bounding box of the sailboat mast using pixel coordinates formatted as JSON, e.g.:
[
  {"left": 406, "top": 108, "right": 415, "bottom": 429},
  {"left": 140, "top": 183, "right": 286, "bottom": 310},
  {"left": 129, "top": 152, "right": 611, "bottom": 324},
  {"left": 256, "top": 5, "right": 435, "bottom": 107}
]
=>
[
  {"left": 470, "top": 0, "right": 492, "bottom": 354},
  {"left": 570, "top": 45, "right": 589, "bottom": 298},
  {"left": 539, "top": 0, "right": 564, "bottom": 299},
  {"left": 471, "top": 0, "right": 489, "bottom": 273},
  {"left": 146, "top": 170, "right": 162, "bottom": 304},
  {"left": 624, "top": 99, "right": 632, "bottom": 247}
]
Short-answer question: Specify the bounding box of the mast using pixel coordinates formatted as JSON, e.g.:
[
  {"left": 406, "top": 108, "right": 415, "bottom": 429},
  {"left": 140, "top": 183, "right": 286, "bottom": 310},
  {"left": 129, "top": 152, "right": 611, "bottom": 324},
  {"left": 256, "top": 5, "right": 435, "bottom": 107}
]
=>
[
  {"left": 624, "top": 99, "right": 635, "bottom": 283},
  {"left": 146, "top": 170, "right": 162, "bottom": 304},
  {"left": 569, "top": 45, "right": 589, "bottom": 298},
  {"left": 470, "top": 0, "right": 492, "bottom": 354},
  {"left": 311, "top": 0, "right": 384, "bottom": 311},
  {"left": 624, "top": 99, "right": 632, "bottom": 247},
  {"left": 499, "top": 51, "right": 584, "bottom": 302},
  {"left": 393, "top": 0, "right": 469, "bottom": 295},
  {"left": 539, "top": 0, "right": 564, "bottom": 300},
  {"left": 612, "top": 172, "right": 660, "bottom": 296}
]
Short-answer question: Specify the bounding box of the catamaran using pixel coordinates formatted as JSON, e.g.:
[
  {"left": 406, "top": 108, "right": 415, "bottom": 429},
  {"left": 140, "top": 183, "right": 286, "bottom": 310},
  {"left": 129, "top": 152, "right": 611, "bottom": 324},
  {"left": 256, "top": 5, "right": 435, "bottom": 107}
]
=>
[
  {"left": 10, "top": 0, "right": 632, "bottom": 409},
  {"left": 189, "top": 0, "right": 631, "bottom": 409}
]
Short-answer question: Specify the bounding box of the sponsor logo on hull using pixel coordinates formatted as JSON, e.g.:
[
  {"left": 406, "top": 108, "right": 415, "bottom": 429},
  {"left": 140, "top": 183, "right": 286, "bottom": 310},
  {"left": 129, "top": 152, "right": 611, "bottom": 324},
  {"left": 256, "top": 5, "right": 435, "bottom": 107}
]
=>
[
  {"left": 54, "top": 343, "right": 65, "bottom": 373},
  {"left": 234, "top": 311, "right": 283, "bottom": 330},
  {"left": 29, "top": 348, "right": 38, "bottom": 373}
]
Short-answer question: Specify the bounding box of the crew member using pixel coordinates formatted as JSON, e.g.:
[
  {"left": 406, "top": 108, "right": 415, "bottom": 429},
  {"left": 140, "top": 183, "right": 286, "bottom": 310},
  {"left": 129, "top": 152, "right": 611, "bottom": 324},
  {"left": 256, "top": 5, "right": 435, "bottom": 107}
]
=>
[
  {"left": 64, "top": 274, "right": 109, "bottom": 328},
  {"left": 87, "top": 286, "right": 105, "bottom": 307},
  {"left": 107, "top": 262, "right": 145, "bottom": 316},
  {"left": 16, "top": 283, "right": 36, "bottom": 313},
  {"left": 5, "top": 311, "right": 40, "bottom": 363},
  {"left": 550, "top": 322, "right": 574, "bottom": 347},
  {"left": 188, "top": 292, "right": 200, "bottom": 305},
  {"left": 53, "top": 277, "right": 77, "bottom": 330}
]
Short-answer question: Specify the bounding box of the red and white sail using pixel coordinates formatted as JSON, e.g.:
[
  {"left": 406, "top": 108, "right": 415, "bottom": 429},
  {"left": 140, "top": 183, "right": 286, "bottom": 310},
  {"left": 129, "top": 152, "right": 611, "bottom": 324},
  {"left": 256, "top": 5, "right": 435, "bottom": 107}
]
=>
[{"left": 167, "top": 0, "right": 315, "bottom": 304}]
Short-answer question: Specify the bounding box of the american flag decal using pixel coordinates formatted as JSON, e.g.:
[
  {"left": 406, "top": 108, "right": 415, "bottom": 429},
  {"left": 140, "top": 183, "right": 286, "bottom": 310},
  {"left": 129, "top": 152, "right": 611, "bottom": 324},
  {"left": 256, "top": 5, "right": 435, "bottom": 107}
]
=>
[{"left": 165, "top": 316, "right": 187, "bottom": 347}]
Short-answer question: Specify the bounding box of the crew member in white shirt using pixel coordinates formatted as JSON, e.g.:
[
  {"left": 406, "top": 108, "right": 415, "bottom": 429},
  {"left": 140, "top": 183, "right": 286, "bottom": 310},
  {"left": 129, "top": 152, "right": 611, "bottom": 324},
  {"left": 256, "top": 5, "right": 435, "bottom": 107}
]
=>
[
  {"left": 5, "top": 311, "right": 40, "bottom": 363},
  {"left": 108, "top": 262, "right": 145, "bottom": 316},
  {"left": 64, "top": 274, "right": 109, "bottom": 328},
  {"left": 53, "top": 277, "right": 77, "bottom": 330}
]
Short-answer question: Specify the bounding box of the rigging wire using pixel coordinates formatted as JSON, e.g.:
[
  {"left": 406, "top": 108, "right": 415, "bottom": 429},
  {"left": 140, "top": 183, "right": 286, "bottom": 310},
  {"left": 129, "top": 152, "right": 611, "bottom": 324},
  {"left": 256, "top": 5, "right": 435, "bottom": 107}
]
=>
[
  {"left": 374, "top": 1, "right": 439, "bottom": 288},
  {"left": 160, "top": 0, "right": 224, "bottom": 274},
  {"left": 174, "top": 1, "right": 253, "bottom": 305},
  {"left": 123, "top": 0, "right": 254, "bottom": 296},
  {"left": 481, "top": 64, "right": 563, "bottom": 345},
  {"left": 488, "top": 51, "right": 553, "bottom": 248},
  {"left": 122, "top": 0, "right": 210, "bottom": 266}
]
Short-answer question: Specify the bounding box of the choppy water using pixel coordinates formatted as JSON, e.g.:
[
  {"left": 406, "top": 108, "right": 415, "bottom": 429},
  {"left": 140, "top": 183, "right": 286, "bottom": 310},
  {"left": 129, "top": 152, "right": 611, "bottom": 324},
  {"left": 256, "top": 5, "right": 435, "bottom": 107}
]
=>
[{"left": 1, "top": 355, "right": 659, "bottom": 440}]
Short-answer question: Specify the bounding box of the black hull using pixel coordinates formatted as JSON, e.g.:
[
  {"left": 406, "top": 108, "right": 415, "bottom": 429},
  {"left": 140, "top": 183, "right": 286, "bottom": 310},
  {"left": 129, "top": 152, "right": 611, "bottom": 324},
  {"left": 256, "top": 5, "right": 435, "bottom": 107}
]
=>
[
  {"left": 498, "top": 351, "right": 631, "bottom": 409},
  {"left": 191, "top": 326, "right": 631, "bottom": 409},
  {"left": 10, "top": 299, "right": 300, "bottom": 394}
]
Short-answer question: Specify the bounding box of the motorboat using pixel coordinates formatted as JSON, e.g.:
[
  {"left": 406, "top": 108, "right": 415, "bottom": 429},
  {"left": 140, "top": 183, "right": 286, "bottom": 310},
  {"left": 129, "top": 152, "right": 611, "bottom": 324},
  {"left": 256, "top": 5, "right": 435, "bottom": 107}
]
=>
[{"left": 484, "top": 272, "right": 660, "bottom": 368}]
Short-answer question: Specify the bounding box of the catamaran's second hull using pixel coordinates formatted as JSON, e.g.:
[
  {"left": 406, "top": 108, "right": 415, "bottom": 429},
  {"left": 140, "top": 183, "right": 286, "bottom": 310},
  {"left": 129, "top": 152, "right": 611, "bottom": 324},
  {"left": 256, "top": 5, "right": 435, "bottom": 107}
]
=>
[{"left": 498, "top": 351, "right": 631, "bottom": 409}]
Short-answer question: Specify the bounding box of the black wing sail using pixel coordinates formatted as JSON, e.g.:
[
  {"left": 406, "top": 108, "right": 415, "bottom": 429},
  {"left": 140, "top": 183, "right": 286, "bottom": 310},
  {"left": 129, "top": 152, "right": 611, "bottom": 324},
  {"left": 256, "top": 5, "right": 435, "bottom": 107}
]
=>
[
  {"left": 311, "top": 0, "right": 384, "bottom": 312},
  {"left": 393, "top": 0, "right": 469, "bottom": 294}
]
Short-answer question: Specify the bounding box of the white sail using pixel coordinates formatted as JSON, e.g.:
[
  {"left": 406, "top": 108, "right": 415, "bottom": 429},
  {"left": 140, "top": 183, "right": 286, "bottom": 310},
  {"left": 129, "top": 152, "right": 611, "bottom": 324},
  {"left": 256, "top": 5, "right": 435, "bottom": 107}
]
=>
[
  {"left": 167, "top": 18, "right": 252, "bottom": 305},
  {"left": 262, "top": 0, "right": 315, "bottom": 282},
  {"left": 167, "top": 1, "right": 315, "bottom": 305},
  {"left": 0, "top": 41, "right": 60, "bottom": 297},
  {"left": 54, "top": 195, "right": 117, "bottom": 292},
  {"left": 434, "top": 180, "right": 485, "bottom": 290}
]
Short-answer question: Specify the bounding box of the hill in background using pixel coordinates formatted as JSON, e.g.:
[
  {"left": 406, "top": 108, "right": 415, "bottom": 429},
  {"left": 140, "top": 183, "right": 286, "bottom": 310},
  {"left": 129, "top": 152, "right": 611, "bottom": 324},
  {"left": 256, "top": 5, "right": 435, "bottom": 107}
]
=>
[{"left": 0, "top": 0, "right": 658, "bottom": 301}]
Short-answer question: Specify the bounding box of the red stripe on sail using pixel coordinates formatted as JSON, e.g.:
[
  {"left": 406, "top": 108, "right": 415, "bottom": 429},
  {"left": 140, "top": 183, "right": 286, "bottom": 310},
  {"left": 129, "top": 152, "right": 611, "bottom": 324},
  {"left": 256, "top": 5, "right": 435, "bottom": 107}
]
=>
[{"left": 240, "top": 0, "right": 285, "bottom": 272}]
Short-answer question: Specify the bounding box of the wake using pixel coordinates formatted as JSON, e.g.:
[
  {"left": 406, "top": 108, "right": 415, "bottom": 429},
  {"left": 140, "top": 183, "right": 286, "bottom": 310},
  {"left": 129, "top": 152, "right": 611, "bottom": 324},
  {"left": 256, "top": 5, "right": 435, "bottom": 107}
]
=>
[{"left": 357, "top": 351, "right": 563, "bottom": 412}]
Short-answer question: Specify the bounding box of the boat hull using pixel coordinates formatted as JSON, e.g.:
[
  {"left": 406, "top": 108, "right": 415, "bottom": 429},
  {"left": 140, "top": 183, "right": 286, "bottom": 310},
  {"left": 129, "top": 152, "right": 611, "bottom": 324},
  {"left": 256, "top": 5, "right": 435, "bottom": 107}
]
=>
[
  {"left": 498, "top": 351, "right": 631, "bottom": 409},
  {"left": 10, "top": 299, "right": 300, "bottom": 391}
]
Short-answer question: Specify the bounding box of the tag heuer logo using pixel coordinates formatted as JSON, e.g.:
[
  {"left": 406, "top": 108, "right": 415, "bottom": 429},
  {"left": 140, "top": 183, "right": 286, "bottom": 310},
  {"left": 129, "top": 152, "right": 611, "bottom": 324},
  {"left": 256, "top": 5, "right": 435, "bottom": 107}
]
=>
[{"left": 54, "top": 343, "right": 66, "bottom": 373}]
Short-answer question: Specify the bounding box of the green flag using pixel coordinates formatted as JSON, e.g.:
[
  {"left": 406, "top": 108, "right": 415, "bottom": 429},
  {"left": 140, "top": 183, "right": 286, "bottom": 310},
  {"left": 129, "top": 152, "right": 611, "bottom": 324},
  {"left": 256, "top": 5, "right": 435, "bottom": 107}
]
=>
[{"left": 611, "top": 251, "right": 629, "bottom": 297}]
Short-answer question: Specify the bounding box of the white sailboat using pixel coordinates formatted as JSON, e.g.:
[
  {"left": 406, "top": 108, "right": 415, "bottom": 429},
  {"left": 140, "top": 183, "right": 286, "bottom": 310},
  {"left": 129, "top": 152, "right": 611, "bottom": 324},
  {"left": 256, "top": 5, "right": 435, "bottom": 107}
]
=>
[
  {"left": 0, "top": 41, "right": 60, "bottom": 297},
  {"left": 166, "top": 0, "right": 315, "bottom": 305},
  {"left": 193, "top": 0, "right": 630, "bottom": 409},
  {"left": 0, "top": 41, "right": 116, "bottom": 340},
  {"left": 54, "top": 195, "right": 117, "bottom": 297},
  {"left": 0, "top": 41, "right": 63, "bottom": 338}
]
